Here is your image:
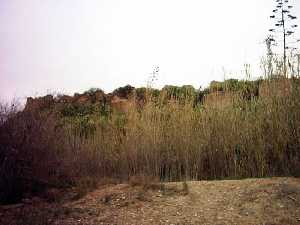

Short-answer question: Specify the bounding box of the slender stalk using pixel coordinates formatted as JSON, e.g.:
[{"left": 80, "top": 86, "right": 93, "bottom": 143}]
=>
[{"left": 282, "top": 2, "right": 287, "bottom": 77}]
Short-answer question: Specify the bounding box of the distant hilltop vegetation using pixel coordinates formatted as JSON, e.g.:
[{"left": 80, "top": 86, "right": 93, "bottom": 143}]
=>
[
  {"left": 24, "top": 79, "right": 263, "bottom": 114},
  {"left": 24, "top": 85, "right": 137, "bottom": 113}
]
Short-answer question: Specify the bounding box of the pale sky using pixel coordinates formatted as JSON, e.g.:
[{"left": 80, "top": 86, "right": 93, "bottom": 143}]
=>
[{"left": 0, "top": 0, "right": 299, "bottom": 102}]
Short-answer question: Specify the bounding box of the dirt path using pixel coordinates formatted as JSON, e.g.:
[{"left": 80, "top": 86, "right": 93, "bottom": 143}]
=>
[{"left": 1, "top": 177, "right": 300, "bottom": 225}]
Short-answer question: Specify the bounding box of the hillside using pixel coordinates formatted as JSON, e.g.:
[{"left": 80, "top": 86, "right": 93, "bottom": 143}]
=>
[
  {"left": 1, "top": 78, "right": 300, "bottom": 225},
  {"left": 23, "top": 79, "right": 261, "bottom": 113},
  {"left": 1, "top": 177, "right": 300, "bottom": 225}
]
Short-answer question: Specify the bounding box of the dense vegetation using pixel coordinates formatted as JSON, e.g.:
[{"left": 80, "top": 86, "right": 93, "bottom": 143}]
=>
[{"left": 0, "top": 77, "right": 299, "bottom": 204}]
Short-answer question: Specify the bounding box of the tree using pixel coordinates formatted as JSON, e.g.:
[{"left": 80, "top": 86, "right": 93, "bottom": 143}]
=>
[{"left": 269, "top": 0, "right": 298, "bottom": 77}]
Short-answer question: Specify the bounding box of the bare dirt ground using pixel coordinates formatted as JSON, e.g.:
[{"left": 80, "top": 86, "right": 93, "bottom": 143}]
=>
[{"left": 1, "top": 177, "right": 300, "bottom": 225}]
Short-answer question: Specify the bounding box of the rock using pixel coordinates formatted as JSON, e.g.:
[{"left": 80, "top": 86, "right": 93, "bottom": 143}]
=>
[
  {"left": 22, "top": 85, "right": 144, "bottom": 115},
  {"left": 75, "top": 94, "right": 92, "bottom": 105},
  {"left": 57, "top": 95, "right": 73, "bottom": 103},
  {"left": 94, "top": 90, "right": 106, "bottom": 102},
  {"left": 102, "top": 195, "right": 112, "bottom": 204},
  {"left": 24, "top": 95, "right": 54, "bottom": 112}
]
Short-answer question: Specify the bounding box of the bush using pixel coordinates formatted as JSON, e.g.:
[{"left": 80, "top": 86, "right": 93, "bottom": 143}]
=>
[{"left": 0, "top": 109, "right": 71, "bottom": 204}]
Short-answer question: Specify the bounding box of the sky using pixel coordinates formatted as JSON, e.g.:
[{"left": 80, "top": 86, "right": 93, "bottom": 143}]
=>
[{"left": 0, "top": 0, "right": 299, "bottom": 102}]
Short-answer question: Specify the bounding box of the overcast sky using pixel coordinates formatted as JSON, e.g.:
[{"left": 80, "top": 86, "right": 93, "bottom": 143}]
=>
[{"left": 1, "top": 0, "right": 299, "bottom": 102}]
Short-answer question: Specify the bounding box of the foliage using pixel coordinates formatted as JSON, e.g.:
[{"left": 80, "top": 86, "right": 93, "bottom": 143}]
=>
[
  {"left": 83, "top": 88, "right": 104, "bottom": 96},
  {"left": 60, "top": 104, "right": 99, "bottom": 117},
  {"left": 112, "top": 85, "right": 135, "bottom": 98},
  {"left": 162, "top": 85, "right": 197, "bottom": 101}
]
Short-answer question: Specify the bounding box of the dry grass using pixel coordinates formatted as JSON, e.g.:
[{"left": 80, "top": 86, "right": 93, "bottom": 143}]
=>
[
  {"left": 0, "top": 77, "right": 300, "bottom": 204},
  {"left": 60, "top": 78, "right": 300, "bottom": 181}
]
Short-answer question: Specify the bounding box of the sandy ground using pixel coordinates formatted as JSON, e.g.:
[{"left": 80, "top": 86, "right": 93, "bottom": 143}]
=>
[{"left": 1, "top": 177, "right": 300, "bottom": 225}]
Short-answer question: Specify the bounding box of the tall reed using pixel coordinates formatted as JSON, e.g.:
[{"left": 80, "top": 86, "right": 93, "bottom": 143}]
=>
[
  {"left": 60, "top": 78, "right": 300, "bottom": 181},
  {"left": 1, "top": 77, "right": 299, "bottom": 204}
]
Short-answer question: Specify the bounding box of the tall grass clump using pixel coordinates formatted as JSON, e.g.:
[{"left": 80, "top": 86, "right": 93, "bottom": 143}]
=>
[{"left": 59, "top": 77, "right": 300, "bottom": 181}]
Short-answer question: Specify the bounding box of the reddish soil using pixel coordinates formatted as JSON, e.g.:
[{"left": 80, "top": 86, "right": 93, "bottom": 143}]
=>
[{"left": 1, "top": 177, "right": 300, "bottom": 225}]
